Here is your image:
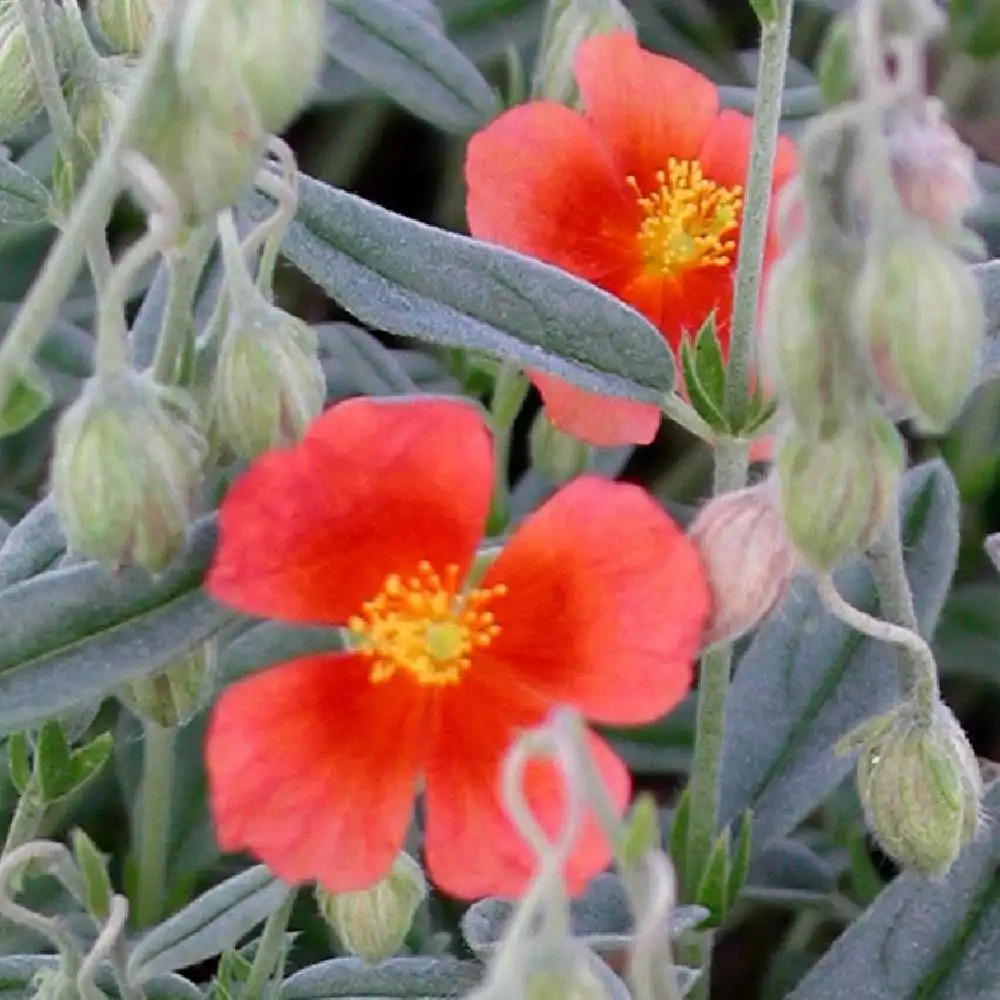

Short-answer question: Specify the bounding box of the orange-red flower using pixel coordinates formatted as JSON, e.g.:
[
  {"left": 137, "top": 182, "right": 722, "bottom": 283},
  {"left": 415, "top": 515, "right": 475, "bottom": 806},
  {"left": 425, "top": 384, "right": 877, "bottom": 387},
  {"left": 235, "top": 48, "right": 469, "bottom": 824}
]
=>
[
  {"left": 465, "top": 32, "right": 798, "bottom": 448},
  {"left": 204, "top": 397, "right": 709, "bottom": 900}
]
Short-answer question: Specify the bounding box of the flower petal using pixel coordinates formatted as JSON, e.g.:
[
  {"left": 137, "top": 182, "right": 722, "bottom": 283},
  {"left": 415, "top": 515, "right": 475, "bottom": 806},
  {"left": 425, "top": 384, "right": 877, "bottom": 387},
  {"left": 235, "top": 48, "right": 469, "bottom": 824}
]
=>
[
  {"left": 465, "top": 101, "right": 639, "bottom": 282},
  {"left": 208, "top": 397, "right": 493, "bottom": 624},
  {"left": 530, "top": 370, "right": 661, "bottom": 447},
  {"left": 574, "top": 32, "right": 719, "bottom": 190},
  {"left": 478, "top": 475, "right": 707, "bottom": 725},
  {"left": 424, "top": 675, "right": 628, "bottom": 899},
  {"left": 206, "top": 653, "right": 426, "bottom": 892}
]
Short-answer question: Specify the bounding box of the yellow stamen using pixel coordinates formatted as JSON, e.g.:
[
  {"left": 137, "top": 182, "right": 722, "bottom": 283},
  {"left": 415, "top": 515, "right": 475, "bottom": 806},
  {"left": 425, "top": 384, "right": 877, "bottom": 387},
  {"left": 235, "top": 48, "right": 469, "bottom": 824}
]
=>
[
  {"left": 627, "top": 158, "right": 744, "bottom": 275},
  {"left": 348, "top": 561, "right": 507, "bottom": 687}
]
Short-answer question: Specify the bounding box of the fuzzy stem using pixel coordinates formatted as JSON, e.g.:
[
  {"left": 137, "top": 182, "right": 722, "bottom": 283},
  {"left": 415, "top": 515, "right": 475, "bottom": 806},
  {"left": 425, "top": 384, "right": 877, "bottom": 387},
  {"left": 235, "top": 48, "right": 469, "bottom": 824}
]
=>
[
  {"left": 242, "top": 890, "right": 296, "bottom": 1000},
  {"left": 132, "top": 721, "right": 176, "bottom": 928},
  {"left": 0, "top": 2, "right": 175, "bottom": 409},
  {"left": 660, "top": 393, "right": 715, "bottom": 443},
  {"left": 865, "top": 511, "right": 940, "bottom": 722},
  {"left": 724, "top": 0, "right": 795, "bottom": 425},
  {"left": 1, "top": 789, "right": 46, "bottom": 856}
]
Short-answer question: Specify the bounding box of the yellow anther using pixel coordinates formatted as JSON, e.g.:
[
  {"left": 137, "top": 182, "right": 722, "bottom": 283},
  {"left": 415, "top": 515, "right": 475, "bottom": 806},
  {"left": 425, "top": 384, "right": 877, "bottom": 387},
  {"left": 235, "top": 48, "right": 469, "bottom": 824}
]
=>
[
  {"left": 626, "top": 158, "right": 743, "bottom": 275},
  {"left": 348, "top": 561, "right": 507, "bottom": 687}
]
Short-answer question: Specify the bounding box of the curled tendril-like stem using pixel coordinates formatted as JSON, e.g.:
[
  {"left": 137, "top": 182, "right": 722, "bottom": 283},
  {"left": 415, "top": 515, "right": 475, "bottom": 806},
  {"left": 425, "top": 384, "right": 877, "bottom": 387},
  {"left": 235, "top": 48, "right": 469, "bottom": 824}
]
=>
[
  {"left": 78, "top": 895, "right": 138, "bottom": 1000},
  {"left": 246, "top": 136, "right": 300, "bottom": 297}
]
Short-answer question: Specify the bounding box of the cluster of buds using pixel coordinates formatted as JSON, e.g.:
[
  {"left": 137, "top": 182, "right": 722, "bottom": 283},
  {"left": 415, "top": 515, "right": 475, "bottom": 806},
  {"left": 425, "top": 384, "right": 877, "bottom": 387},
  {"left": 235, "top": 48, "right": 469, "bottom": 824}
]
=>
[{"left": 841, "top": 701, "right": 982, "bottom": 876}]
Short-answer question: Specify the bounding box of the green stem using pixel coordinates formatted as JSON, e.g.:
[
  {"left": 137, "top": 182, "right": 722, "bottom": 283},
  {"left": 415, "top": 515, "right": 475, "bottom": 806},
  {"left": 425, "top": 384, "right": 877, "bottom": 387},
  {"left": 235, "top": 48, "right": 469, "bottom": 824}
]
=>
[
  {"left": 132, "top": 721, "right": 176, "bottom": 928},
  {"left": 866, "top": 511, "right": 939, "bottom": 723},
  {"left": 486, "top": 361, "right": 529, "bottom": 535},
  {"left": 151, "top": 226, "right": 215, "bottom": 384},
  {"left": 724, "top": 0, "right": 795, "bottom": 425},
  {"left": 1, "top": 788, "right": 46, "bottom": 856},
  {"left": 0, "top": 3, "right": 175, "bottom": 409},
  {"left": 660, "top": 392, "right": 715, "bottom": 443},
  {"left": 241, "top": 890, "right": 296, "bottom": 1000}
]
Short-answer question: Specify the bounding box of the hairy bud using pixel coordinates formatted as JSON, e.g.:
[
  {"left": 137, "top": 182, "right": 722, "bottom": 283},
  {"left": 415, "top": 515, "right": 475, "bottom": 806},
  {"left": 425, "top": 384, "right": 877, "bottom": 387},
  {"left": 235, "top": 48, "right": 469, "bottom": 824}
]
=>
[
  {"left": 119, "top": 640, "right": 218, "bottom": 728},
  {"left": 777, "top": 415, "right": 904, "bottom": 571},
  {"left": 128, "top": 56, "right": 266, "bottom": 223},
  {"left": 0, "top": 7, "right": 42, "bottom": 139},
  {"left": 762, "top": 246, "right": 865, "bottom": 440},
  {"left": 211, "top": 301, "right": 326, "bottom": 459},
  {"left": 533, "top": 0, "right": 636, "bottom": 104},
  {"left": 92, "top": 0, "right": 166, "bottom": 54},
  {"left": 852, "top": 228, "right": 985, "bottom": 433},
  {"left": 50, "top": 373, "right": 207, "bottom": 573},
  {"left": 852, "top": 702, "right": 982, "bottom": 876},
  {"left": 177, "top": 0, "right": 326, "bottom": 134},
  {"left": 689, "top": 483, "right": 797, "bottom": 646},
  {"left": 886, "top": 101, "right": 978, "bottom": 229},
  {"left": 316, "top": 852, "right": 427, "bottom": 963}
]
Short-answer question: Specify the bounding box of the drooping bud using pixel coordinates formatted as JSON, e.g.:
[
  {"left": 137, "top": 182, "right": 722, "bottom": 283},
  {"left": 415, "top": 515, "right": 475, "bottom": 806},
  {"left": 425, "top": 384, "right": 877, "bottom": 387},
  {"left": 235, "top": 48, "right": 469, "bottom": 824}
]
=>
[
  {"left": 851, "top": 227, "right": 985, "bottom": 433},
  {"left": 886, "top": 101, "right": 978, "bottom": 229},
  {"left": 128, "top": 55, "right": 266, "bottom": 223},
  {"left": 0, "top": 6, "right": 43, "bottom": 139},
  {"left": 688, "top": 482, "right": 797, "bottom": 647},
  {"left": 529, "top": 408, "right": 591, "bottom": 484},
  {"left": 176, "top": 0, "right": 326, "bottom": 134},
  {"left": 210, "top": 299, "right": 326, "bottom": 460},
  {"left": 50, "top": 372, "right": 207, "bottom": 573},
  {"left": 523, "top": 946, "right": 618, "bottom": 1000},
  {"left": 91, "top": 0, "right": 166, "bottom": 54},
  {"left": 777, "top": 415, "right": 904, "bottom": 571},
  {"left": 532, "top": 0, "right": 636, "bottom": 104},
  {"left": 118, "top": 640, "right": 218, "bottom": 728},
  {"left": 316, "top": 852, "right": 427, "bottom": 963},
  {"left": 762, "top": 246, "right": 866, "bottom": 440},
  {"left": 851, "top": 702, "right": 982, "bottom": 876}
]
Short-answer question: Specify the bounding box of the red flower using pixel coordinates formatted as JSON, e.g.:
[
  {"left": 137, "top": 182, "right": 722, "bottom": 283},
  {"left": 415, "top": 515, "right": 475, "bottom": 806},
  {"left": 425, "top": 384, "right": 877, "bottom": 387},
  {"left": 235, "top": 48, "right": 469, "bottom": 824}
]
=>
[
  {"left": 465, "top": 32, "right": 798, "bottom": 448},
  {"left": 205, "top": 397, "right": 709, "bottom": 900}
]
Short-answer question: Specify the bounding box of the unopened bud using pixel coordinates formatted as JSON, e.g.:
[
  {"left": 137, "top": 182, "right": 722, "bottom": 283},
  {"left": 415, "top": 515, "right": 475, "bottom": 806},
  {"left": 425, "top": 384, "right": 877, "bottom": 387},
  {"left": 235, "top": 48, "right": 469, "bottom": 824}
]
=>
[
  {"left": 0, "top": 9, "right": 42, "bottom": 138},
  {"left": 129, "top": 56, "right": 266, "bottom": 223},
  {"left": 689, "top": 483, "right": 797, "bottom": 646},
  {"left": 50, "top": 372, "right": 207, "bottom": 573},
  {"left": 852, "top": 702, "right": 982, "bottom": 876},
  {"left": 119, "top": 640, "right": 217, "bottom": 728},
  {"left": 777, "top": 416, "right": 904, "bottom": 571},
  {"left": 532, "top": 0, "right": 636, "bottom": 104},
  {"left": 316, "top": 852, "right": 427, "bottom": 963},
  {"left": 817, "top": 15, "right": 856, "bottom": 106},
  {"left": 92, "top": 0, "right": 166, "bottom": 54},
  {"left": 176, "top": 0, "right": 326, "bottom": 134},
  {"left": 529, "top": 408, "right": 591, "bottom": 484},
  {"left": 211, "top": 300, "right": 325, "bottom": 459},
  {"left": 524, "top": 949, "right": 615, "bottom": 1000},
  {"left": 762, "top": 246, "right": 865, "bottom": 439},
  {"left": 852, "top": 228, "right": 985, "bottom": 433},
  {"left": 886, "top": 101, "right": 978, "bottom": 228}
]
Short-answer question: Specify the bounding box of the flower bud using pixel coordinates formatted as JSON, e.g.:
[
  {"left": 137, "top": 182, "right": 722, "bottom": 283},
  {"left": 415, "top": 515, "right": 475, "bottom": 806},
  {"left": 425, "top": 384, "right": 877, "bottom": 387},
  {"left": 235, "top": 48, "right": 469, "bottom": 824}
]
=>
[
  {"left": 886, "top": 101, "right": 978, "bottom": 229},
  {"left": 532, "top": 0, "right": 636, "bottom": 104},
  {"left": 119, "top": 640, "right": 218, "bottom": 728},
  {"left": 92, "top": 0, "right": 166, "bottom": 54},
  {"left": 0, "top": 8, "right": 42, "bottom": 139},
  {"left": 211, "top": 301, "right": 326, "bottom": 459},
  {"left": 762, "top": 246, "right": 866, "bottom": 440},
  {"left": 817, "top": 15, "right": 857, "bottom": 106},
  {"left": 854, "top": 702, "right": 982, "bottom": 876},
  {"left": 529, "top": 408, "right": 591, "bottom": 484},
  {"left": 777, "top": 415, "right": 904, "bottom": 571},
  {"left": 176, "top": 0, "right": 326, "bottom": 134},
  {"left": 128, "top": 55, "right": 266, "bottom": 223},
  {"left": 316, "top": 852, "right": 427, "bottom": 962},
  {"left": 689, "top": 483, "right": 797, "bottom": 646},
  {"left": 851, "top": 228, "right": 985, "bottom": 433},
  {"left": 524, "top": 949, "right": 615, "bottom": 1000},
  {"left": 50, "top": 373, "right": 207, "bottom": 573}
]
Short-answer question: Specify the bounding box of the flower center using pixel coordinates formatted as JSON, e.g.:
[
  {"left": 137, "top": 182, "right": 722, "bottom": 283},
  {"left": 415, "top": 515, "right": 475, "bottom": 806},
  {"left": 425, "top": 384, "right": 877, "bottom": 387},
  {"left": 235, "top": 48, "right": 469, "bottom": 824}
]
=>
[
  {"left": 627, "top": 158, "right": 744, "bottom": 275},
  {"left": 348, "top": 561, "right": 506, "bottom": 687}
]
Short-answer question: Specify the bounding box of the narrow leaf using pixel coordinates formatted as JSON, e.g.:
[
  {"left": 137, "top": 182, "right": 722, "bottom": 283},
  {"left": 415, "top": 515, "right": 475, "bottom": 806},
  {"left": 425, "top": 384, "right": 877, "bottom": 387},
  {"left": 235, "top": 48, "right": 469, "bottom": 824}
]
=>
[
  {"left": 127, "top": 867, "right": 292, "bottom": 982},
  {"left": 0, "top": 956, "right": 202, "bottom": 1000},
  {"left": 71, "top": 827, "right": 113, "bottom": 921},
  {"left": 693, "top": 312, "right": 727, "bottom": 407},
  {"left": 718, "top": 461, "right": 959, "bottom": 850},
  {"left": 668, "top": 786, "right": 693, "bottom": 886},
  {"left": 6, "top": 731, "right": 30, "bottom": 793},
  {"left": 0, "top": 156, "right": 50, "bottom": 224},
  {"left": 281, "top": 957, "right": 482, "bottom": 1000},
  {"left": 789, "top": 778, "right": 1000, "bottom": 1000},
  {"left": 267, "top": 175, "right": 674, "bottom": 402},
  {"left": 0, "top": 499, "right": 64, "bottom": 589},
  {"left": 35, "top": 719, "right": 75, "bottom": 801},
  {"left": 726, "top": 811, "right": 753, "bottom": 905},
  {"left": 0, "top": 365, "right": 52, "bottom": 438},
  {"left": 680, "top": 336, "right": 727, "bottom": 431},
  {"left": 694, "top": 830, "right": 731, "bottom": 925},
  {"left": 326, "top": 0, "right": 499, "bottom": 133}
]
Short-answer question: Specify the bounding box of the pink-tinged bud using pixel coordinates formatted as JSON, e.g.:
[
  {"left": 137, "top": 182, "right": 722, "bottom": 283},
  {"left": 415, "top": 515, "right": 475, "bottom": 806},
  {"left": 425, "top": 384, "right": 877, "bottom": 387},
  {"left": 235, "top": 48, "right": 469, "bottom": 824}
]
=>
[
  {"left": 851, "top": 227, "right": 985, "bottom": 433},
  {"left": 689, "top": 483, "right": 797, "bottom": 646},
  {"left": 886, "top": 101, "right": 978, "bottom": 229}
]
